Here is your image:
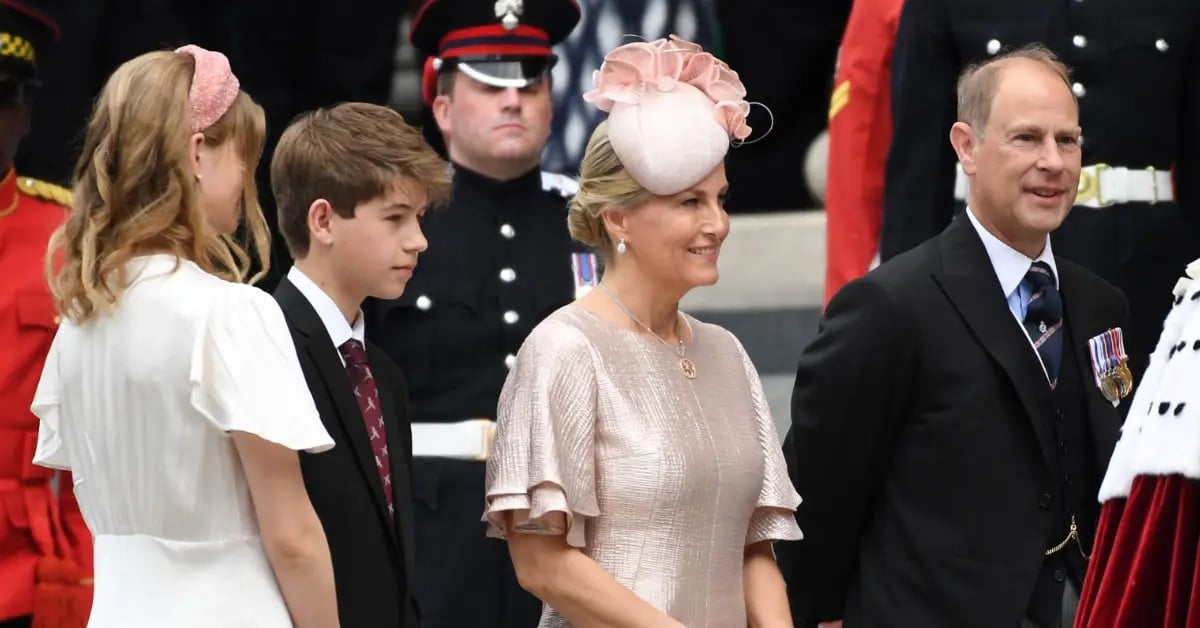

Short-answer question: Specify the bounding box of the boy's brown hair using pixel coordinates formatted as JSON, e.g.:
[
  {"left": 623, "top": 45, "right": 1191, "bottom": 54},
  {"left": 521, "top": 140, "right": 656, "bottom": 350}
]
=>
[{"left": 271, "top": 102, "right": 452, "bottom": 257}]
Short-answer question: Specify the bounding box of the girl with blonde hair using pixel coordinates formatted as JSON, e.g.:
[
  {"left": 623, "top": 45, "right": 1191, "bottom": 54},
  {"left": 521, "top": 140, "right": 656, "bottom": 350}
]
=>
[
  {"left": 29, "top": 46, "right": 339, "bottom": 627},
  {"left": 483, "top": 36, "right": 801, "bottom": 627}
]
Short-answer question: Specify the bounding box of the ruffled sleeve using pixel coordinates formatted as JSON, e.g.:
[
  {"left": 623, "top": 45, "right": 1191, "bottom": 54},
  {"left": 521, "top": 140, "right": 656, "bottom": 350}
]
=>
[
  {"left": 32, "top": 330, "right": 69, "bottom": 470},
  {"left": 189, "top": 284, "right": 334, "bottom": 454},
  {"left": 732, "top": 333, "right": 804, "bottom": 545},
  {"left": 483, "top": 318, "right": 600, "bottom": 549}
]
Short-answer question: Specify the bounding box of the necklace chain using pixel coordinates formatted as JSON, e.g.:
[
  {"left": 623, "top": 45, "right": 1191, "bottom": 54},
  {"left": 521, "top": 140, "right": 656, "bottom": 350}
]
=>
[{"left": 597, "top": 283, "right": 697, "bottom": 379}]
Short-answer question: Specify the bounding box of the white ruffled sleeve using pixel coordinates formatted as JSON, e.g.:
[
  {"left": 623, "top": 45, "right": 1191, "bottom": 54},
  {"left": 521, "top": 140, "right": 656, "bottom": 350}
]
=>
[
  {"left": 189, "top": 284, "right": 334, "bottom": 453},
  {"left": 483, "top": 319, "right": 600, "bottom": 549},
  {"left": 732, "top": 333, "right": 804, "bottom": 545},
  {"left": 31, "top": 330, "right": 69, "bottom": 470}
]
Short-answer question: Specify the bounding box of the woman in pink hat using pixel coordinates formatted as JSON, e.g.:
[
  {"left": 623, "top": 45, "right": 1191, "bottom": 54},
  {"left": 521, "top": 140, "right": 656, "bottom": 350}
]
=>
[{"left": 482, "top": 35, "right": 800, "bottom": 628}]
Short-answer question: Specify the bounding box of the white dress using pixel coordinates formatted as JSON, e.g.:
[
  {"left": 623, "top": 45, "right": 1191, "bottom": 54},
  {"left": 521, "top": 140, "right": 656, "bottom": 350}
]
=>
[{"left": 30, "top": 254, "right": 334, "bottom": 628}]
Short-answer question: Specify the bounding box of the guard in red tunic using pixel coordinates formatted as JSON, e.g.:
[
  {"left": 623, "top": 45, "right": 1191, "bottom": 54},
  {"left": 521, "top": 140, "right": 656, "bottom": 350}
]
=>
[
  {"left": 822, "top": 0, "right": 904, "bottom": 307},
  {"left": 0, "top": 4, "right": 92, "bottom": 627}
]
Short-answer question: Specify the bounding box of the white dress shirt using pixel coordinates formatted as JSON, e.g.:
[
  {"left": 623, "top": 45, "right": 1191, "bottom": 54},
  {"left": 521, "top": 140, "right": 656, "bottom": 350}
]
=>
[{"left": 287, "top": 265, "right": 365, "bottom": 365}]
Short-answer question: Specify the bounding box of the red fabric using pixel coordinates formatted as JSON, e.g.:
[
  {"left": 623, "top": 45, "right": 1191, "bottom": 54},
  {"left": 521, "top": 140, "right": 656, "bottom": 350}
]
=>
[
  {"left": 822, "top": 0, "right": 904, "bottom": 308},
  {"left": 0, "top": 168, "right": 93, "bottom": 624},
  {"left": 339, "top": 339, "right": 395, "bottom": 518},
  {"left": 1075, "top": 474, "right": 1200, "bottom": 627},
  {"left": 422, "top": 56, "right": 439, "bottom": 105},
  {"left": 438, "top": 24, "right": 550, "bottom": 49},
  {"left": 31, "top": 557, "right": 93, "bottom": 628}
]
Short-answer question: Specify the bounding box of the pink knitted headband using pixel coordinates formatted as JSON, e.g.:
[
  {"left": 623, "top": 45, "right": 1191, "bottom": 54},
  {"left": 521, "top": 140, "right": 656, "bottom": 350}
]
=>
[{"left": 174, "top": 44, "right": 240, "bottom": 133}]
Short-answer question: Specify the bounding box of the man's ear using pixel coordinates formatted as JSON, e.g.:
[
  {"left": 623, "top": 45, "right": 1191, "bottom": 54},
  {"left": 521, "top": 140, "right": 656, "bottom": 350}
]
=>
[
  {"left": 950, "top": 121, "right": 980, "bottom": 175},
  {"left": 432, "top": 93, "right": 452, "bottom": 136}
]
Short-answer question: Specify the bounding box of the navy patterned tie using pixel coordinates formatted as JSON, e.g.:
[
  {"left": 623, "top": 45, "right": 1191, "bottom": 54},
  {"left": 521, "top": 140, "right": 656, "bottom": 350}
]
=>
[{"left": 1022, "top": 261, "right": 1064, "bottom": 385}]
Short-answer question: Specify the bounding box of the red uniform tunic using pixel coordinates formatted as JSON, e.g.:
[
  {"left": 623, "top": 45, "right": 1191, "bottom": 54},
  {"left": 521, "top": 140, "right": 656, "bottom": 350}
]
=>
[
  {"left": 0, "top": 168, "right": 92, "bottom": 623},
  {"left": 822, "top": 0, "right": 904, "bottom": 307}
]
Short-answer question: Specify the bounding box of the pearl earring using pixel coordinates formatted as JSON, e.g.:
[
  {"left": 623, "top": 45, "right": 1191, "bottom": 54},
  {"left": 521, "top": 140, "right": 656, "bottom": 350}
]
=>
[
  {"left": 616, "top": 238, "right": 627, "bottom": 254},
  {"left": 195, "top": 174, "right": 203, "bottom": 182}
]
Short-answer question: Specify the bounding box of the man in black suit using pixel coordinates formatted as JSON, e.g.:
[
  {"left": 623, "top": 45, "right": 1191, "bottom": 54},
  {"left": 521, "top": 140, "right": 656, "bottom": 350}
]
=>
[
  {"left": 268, "top": 102, "right": 452, "bottom": 627},
  {"left": 777, "top": 45, "right": 1132, "bottom": 628},
  {"left": 878, "top": 0, "right": 1200, "bottom": 387}
]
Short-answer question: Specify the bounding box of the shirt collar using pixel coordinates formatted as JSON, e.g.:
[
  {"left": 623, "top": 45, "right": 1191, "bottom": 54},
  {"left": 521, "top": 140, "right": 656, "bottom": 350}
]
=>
[
  {"left": 287, "top": 265, "right": 365, "bottom": 351},
  {"left": 965, "top": 207, "right": 1059, "bottom": 299}
]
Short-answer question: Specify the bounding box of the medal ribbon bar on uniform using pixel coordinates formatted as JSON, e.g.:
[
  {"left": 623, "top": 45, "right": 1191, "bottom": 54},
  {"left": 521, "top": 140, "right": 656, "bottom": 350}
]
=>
[
  {"left": 571, "top": 252, "right": 598, "bottom": 299},
  {"left": 1088, "top": 327, "right": 1131, "bottom": 406}
]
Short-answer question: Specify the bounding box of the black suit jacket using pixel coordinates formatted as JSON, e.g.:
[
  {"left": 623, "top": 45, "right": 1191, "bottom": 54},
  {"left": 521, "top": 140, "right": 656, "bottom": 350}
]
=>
[
  {"left": 777, "top": 216, "right": 1130, "bottom": 627},
  {"left": 274, "top": 278, "right": 419, "bottom": 628}
]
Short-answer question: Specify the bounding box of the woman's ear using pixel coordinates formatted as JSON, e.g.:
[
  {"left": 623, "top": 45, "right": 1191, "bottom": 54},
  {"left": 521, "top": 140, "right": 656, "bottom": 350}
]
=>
[
  {"left": 187, "top": 132, "right": 205, "bottom": 179},
  {"left": 600, "top": 207, "right": 629, "bottom": 245}
]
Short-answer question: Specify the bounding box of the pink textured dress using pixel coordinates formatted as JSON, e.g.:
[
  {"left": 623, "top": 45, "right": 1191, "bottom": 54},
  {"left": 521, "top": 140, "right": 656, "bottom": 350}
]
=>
[{"left": 484, "top": 304, "right": 803, "bottom": 627}]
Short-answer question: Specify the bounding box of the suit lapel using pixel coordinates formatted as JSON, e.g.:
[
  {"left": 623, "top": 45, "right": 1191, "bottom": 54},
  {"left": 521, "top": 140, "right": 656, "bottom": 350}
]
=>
[
  {"left": 1057, "top": 264, "right": 1123, "bottom": 466},
  {"left": 274, "top": 279, "right": 396, "bottom": 534},
  {"left": 932, "top": 217, "right": 1058, "bottom": 468},
  {"left": 369, "top": 344, "right": 415, "bottom": 569}
]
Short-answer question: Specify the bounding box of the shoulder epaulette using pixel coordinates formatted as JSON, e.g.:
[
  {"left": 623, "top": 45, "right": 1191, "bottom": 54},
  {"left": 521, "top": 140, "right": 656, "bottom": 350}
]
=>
[
  {"left": 17, "top": 176, "right": 71, "bottom": 207},
  {"left": 540, "top": 171, "right": 580, "bottom": 198}
]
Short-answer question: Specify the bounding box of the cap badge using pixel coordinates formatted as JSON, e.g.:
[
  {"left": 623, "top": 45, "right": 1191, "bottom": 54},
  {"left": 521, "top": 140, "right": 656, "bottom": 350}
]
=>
[{"left": 494, "top": 0, "right": 523, "bottom": 31}]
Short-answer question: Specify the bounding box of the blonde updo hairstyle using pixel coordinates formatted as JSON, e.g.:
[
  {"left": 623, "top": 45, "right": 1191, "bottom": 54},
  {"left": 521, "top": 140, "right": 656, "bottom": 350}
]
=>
[
  {"left": 567, "top": 120, "right": 653, "bottom": 258},
  {"left": 47, "top": 49, "right": 269, "bottom": 324}
]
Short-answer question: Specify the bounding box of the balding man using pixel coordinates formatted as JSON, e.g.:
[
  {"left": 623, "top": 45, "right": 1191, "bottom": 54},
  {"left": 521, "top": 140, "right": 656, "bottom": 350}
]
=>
[{"left": 777, "top": 45, "right": 1131, "bottom": 628}]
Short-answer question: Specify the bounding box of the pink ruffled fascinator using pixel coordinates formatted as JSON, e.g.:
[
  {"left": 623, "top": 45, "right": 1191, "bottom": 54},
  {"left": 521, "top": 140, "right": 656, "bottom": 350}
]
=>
[
  {"left": 174, "top": 44, "right": 240, "bottom": 133},
  {"left": 582, "top": 35, "right": 755, "bottom": 196}
]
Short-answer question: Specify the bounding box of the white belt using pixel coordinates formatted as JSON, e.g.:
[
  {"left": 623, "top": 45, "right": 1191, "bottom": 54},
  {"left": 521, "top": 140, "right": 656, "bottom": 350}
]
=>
[
  {"left": 411, "top": 419, "right": 495, "bottom": 460},
  {"left": 953, "top": 163, "right": 1174, "bottom": 208}
]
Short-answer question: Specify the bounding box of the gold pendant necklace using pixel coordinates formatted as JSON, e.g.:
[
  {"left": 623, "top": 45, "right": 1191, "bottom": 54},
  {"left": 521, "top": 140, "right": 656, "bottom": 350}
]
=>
[{"left": 598, "top": 283, "right": 695, "bottom": 379}]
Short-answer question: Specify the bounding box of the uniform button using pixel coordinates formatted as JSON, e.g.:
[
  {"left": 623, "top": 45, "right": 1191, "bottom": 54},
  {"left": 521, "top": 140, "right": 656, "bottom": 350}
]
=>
[
  {"left": 1072, "top": 34, "right": 1087, "bottom": 48},
  {"left": 53, "top": 315, "right": 61, "bottom": 325},
  {"left": 416, "top": 295, "right": 432, "bottom": 310},
  {"left": 499, "top": 223, "right": 516, "bottom": 239},
  {"left": 503, "top": 310, "right": 520, "bottom": 325},
  {"left": 986, "top": 38, "right": 1001, "bottom": 55},
  {"left": 499, "top": 268, "right": 517, "bottom": 283},
  {"left": 505, "top": 354, "right": 517, "bottom": 369},
  {"left": 1157, "top": 38, "right": 1170, "bottom": 52},
  {"left": 1072, "top": 82, "right": 1086, "bottom": 98},
  {"left": 1053, "top": 569, "right": 1066, "bottom": 583},
  {"left": 1037, "top": 493, "right": 1052, "bottom": 509}
]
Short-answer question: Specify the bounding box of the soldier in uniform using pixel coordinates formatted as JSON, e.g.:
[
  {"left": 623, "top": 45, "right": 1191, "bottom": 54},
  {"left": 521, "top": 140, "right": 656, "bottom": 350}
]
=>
[
  {"left": 880, "top": 0, "right": 1200, "bottom": 384},
  {"left": 0, "top": 3, "right": 93, "bottom": 627},
  {"left": 364, "top": 1, "right": 588, "bottom": 626}
]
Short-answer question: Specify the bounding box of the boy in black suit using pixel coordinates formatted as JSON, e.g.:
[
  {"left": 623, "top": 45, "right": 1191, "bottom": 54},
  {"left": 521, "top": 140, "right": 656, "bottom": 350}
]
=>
[{"left": 269, "top": 102, "right": 450, "bottom": 627}]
